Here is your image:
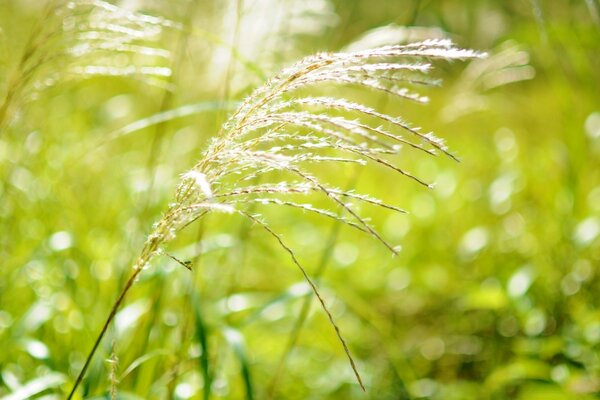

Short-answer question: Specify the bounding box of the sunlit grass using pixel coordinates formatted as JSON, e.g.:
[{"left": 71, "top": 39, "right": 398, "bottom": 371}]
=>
[{"left": 0, "top": 1, "right": 599, "bottom": 399}]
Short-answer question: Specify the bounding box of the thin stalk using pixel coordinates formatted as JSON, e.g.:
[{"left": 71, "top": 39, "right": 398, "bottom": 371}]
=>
[
  {"left": 240, "top": 211, "right": 365, "bottom": 392},
  {"left": 0, "top": 97, "right": 12, "bottom": 133},
  {"left": 67, "top": 268, "right": 142, "bottom": 400},
  {"left": 109, "top": 341, "right": 118, "bottom": 400},
  {"left": 266, "top": 211, "right": 343, "bottom": 397},
  {"left": 267, "top": 168, "right": 363, "bottom": 397}
]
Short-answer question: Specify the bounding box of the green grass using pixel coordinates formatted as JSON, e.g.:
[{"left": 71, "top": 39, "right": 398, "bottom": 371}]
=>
[{"left": 1, "top": 1, "right": 599, "bottom": 399}]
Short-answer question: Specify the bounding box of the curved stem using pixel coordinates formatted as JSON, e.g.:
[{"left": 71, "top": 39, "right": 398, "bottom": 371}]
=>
[
  {"left": 67, "top": 268, "right": 142, "bottom": 400},
  {"left": 267, "top": 168, "right": 363, "bottom": 397}
]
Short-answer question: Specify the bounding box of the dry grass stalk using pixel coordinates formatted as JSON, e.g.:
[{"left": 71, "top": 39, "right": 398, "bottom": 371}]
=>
[{"left": 67, "top": 39, "right": 484, "bottom": 397}]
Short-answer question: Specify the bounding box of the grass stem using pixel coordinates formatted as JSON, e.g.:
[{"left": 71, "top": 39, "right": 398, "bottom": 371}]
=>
[{"left": 67, "top": 268, "right": 142, "bottom": 400}]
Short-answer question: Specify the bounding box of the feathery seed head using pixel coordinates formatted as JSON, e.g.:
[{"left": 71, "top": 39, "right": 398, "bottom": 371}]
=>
[{"left": 145, "top": 39, "right": 484, "bottom": 256}]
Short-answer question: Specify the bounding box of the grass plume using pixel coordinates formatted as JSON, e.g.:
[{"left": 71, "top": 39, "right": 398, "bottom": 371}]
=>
[{"left": 67, "top": 39, "right": 484, "bottom": 398}]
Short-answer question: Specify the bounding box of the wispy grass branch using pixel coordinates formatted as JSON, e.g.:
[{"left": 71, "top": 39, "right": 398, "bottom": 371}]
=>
[{"left": 68, "top": 39, "right": 484, "bottom": 397}]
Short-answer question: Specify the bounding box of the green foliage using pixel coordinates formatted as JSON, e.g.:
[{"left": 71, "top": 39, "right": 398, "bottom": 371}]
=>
[{"left": 1, "top": 1, "right": 599, "bottom": 399}]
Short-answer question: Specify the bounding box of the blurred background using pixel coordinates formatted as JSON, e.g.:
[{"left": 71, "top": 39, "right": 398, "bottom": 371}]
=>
[{"left": 0, "top": 0, "right": 599, "bottom": 399}]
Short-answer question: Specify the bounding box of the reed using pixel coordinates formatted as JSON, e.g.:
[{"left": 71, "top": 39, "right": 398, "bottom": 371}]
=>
[{"left": 66, "top": 38, "right": 483, "bottom": 398}]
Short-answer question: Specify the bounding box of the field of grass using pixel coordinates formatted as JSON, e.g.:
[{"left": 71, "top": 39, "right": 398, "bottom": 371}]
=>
[{"left": 1, "top": 1, "right": 599, "bottom": 399}]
